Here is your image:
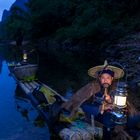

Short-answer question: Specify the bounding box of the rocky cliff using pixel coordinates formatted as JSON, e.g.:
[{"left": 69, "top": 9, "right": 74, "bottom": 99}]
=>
[{"left": 1, "top": 0, "right": 28, "bottom": 22}]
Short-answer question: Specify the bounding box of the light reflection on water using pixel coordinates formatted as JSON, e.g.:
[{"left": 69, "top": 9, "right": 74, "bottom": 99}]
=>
[{"left": 0, "top": 61, "right": 50, "bottom": 140}]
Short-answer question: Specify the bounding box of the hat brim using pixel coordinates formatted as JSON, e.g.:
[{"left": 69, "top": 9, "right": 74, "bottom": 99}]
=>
[{"left": 88, "top": 65, "right": 124, "bottom": 79}]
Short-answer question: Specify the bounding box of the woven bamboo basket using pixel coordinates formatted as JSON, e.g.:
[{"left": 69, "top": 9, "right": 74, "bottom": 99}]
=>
[{"left": 14, "top": 64, "right": 38, "bottom": 80}]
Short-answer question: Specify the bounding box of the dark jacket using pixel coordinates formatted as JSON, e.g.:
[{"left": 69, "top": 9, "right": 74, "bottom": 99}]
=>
[
  {"left": 62, "top": 80, "right": 117, "bottom": 116},
  {"left": 62, "top": 80, "right": 137, "bottom": 117}
]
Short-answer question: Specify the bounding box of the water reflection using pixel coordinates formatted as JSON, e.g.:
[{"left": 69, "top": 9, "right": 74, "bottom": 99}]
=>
[
  {"left": 15, "top": 85, "right": 46, "bottom": 127},
  {"left": 1, "top": 43, "right": 91, "bottom": 139},
  {"left": 16, "top": 99, "right": 30, "bottom": 122},
  {"left": 0, "top": 61, "right": 50, "bottom": 140},
  {"left": 0, "top": 56, "right": 2, "bottom": 74}
]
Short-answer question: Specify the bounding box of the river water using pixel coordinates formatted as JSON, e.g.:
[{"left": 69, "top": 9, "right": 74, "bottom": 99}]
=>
[
  {"left": 0, "top": 44, "right": 92, "bottom": 140},
  {"left": 0, "top": 44, "right": 78, "bottom": 140},
  {"left": 0, "top": 60, "right": 50, "bottom": 140}
]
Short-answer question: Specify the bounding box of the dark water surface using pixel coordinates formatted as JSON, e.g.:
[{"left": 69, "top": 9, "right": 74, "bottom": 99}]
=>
[
  {"left": 0, "top": 44, "right": 81, "bottom": 140},
  {"left": 0, "top": 44, "right": 93, "bottom": 140},
  {"left": 0, "top": 61, "right": 50, "bottom": 140}
]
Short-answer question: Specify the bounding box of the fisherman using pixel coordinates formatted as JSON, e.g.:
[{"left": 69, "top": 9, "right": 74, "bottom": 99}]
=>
[{"left": 62, "top": 60, "right": 140, "bottom": 139}]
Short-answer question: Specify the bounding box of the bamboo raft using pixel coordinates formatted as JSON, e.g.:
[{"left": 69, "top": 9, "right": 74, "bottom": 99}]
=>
[
  {"left": 17, "top": 80, "right": 103, "bottom": 139},
  {"left": 9, "top": 66, "right": 103, "bottom": 140}
]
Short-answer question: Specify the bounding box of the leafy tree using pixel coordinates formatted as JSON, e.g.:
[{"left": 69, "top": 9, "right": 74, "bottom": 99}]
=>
[
  {"left": 1, "top": 0, "right": 140, "bottom": 53},
  {"left": 5, "top": 5, "right": 31, "bottom": 39},
  {"left": 27, "top": 0, "right": 76, "bottom": 38}
]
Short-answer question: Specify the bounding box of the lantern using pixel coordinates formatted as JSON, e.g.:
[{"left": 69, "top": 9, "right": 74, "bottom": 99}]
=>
[
  {"left": 114, "top": 84, "right": 127, "bottom": 108},
  {"left": 23, "top": 50, "right": 27, "bottom": 63},
  {"left": 111, "top": 82, "right": 128, "bottom": 124}
]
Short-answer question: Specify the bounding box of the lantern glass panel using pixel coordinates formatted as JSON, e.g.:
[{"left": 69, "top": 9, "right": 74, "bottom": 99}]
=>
[{"left": 114, "top": 95, "right": 126, "bottom": 107}]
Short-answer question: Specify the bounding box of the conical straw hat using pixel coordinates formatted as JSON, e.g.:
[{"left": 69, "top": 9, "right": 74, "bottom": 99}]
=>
[{"left": 88, "top": 60, "right": 124, "bottom": 79}]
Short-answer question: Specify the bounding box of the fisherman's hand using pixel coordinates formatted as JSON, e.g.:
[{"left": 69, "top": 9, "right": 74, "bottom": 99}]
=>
[
  {"left": 100, "top": 102, "right": 113, "bottom": 114},
  {"left": 105, "top": 95, "right": 112, "bottom": 103},
  {"left": 104, "top": 103, "right": 113, "bottom": 111}
]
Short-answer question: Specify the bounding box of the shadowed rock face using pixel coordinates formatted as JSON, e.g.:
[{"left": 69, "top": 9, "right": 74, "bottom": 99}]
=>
[
  {"left": 105, "top": 33, "right": 140, "bottom": 112},
  {"left": 1, "top": 10, "right": 10, "bottom": 21},
  {"left": 106, "top": 33, "right": 140, "bottom": 83},
  {"left": 11, "top": 0, "right": 28, "bottom": 11}
]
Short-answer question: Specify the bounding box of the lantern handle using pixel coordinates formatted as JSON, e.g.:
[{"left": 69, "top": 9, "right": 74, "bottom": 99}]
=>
[{"left": 109, "top": 61, "right": 128, "bottom": 84}]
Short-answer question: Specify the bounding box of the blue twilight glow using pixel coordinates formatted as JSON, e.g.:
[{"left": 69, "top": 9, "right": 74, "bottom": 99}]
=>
[
  {"left": 0, "top": 61, "right": 50, "bottom": 139},
  {"left": 0, "top": 0, "right": 15, "bottom": 21}
]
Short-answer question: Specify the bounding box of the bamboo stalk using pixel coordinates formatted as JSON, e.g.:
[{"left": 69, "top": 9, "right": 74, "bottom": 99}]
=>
[{"left": 100, "top": 88, "right": 108, "bottom": 114}]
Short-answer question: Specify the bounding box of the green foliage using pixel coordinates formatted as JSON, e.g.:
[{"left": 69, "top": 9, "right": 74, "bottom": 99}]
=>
[
  {"left": 54, "top": 1, "right": 127, "bottom": 45},
  {"left": 3, "top": 5, "right": 31, "bottom": 39},
  {"left": 23, "top": 75, "right": 37, "bottom": 82},
  {"left": 1, "top": 0, "right": 140, "bottom": 52},
  {"left": 27, "top": 0, "right": 76, "bottom": 38}
]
